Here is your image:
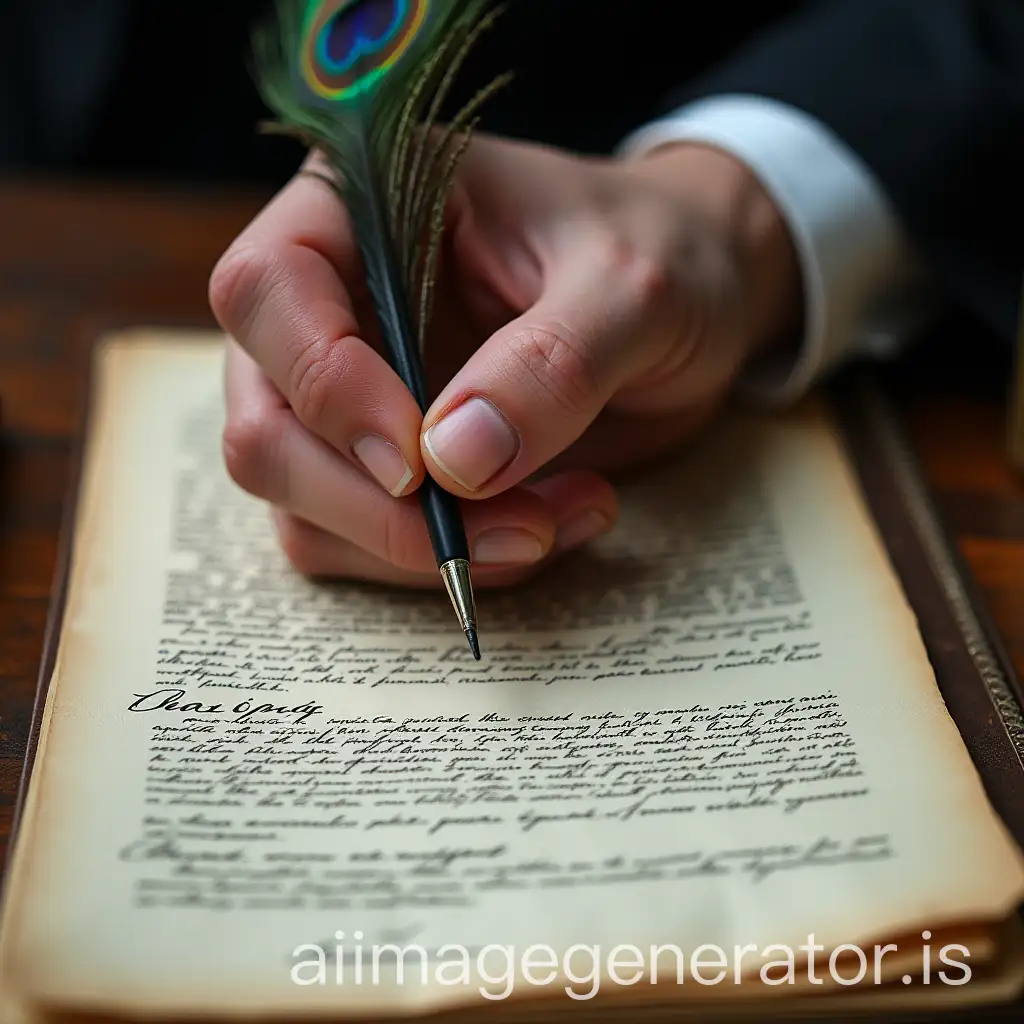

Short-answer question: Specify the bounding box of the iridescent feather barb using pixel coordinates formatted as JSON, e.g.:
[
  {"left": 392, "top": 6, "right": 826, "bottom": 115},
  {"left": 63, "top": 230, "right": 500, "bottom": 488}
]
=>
[{"left": 252, "top": 0, "right": 511, "bottom": 352}]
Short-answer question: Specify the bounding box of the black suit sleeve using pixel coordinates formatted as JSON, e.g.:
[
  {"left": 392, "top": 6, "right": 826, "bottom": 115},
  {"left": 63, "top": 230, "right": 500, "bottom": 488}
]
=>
[{"left": 661, "top": 0, "right": 1024, "bottom": 343}]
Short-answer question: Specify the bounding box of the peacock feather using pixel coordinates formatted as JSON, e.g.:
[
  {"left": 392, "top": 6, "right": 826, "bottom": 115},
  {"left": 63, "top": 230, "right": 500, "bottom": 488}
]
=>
[{"left": 252, "top": 0, "right": 511, "bottom": 361}]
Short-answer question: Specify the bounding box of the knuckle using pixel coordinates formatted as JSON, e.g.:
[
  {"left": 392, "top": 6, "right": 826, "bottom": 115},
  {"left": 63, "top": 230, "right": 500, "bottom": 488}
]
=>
[
  {"left": 626, "top": 252, "right": 673, "bottom": 309},
  {"left": 505, "top": 324, "right": 599, "bottom": 418},
  {"left": 591, "top": 232, "right": 673, "bottom": 310},
  {"left": 288, "top": 339, "right": 338, "bottom": 435},
  {"left": 208, "top": 244, "right": 283, "bottom": 341}
]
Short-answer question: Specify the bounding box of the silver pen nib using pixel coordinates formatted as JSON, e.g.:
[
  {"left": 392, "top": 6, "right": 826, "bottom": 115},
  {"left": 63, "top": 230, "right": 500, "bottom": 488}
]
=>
[{"left": 439, "top": 558, "right": 480, "bottom": 659}]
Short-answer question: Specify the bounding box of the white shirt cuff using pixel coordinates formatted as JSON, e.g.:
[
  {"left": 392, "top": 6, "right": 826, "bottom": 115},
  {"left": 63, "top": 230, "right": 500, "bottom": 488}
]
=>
[{"left": 619, "top": 95, "right": 936, "bottom": 404}]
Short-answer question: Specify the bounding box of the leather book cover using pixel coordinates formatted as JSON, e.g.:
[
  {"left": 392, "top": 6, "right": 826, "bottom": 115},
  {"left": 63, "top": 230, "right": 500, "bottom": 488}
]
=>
[{"left": 832, "top": 372, "right": 1024, "bottom": 855}]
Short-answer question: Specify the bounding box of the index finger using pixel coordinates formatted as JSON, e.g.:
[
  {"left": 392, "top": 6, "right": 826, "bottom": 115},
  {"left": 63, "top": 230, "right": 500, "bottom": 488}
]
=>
[{"left": 209, "top": 154, "right": 427, "bottom": 497}]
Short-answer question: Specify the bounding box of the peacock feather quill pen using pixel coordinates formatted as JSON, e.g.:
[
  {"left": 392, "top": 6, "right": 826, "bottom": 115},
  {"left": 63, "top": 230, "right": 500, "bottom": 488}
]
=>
[{"left": 251, "top": 0, "right": 513, "bottom": 658}]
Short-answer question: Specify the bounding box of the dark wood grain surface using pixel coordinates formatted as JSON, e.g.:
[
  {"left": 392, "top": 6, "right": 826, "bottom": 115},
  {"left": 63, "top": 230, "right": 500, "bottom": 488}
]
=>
[{"left": 1, "top": 177, "right": 1023, "bottom": 882}]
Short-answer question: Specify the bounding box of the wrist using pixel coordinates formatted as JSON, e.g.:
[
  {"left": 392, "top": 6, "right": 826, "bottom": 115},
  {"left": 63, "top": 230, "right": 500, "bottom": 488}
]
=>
[{"left": 629, "top": 142, "right": 803, "bottom": 360}]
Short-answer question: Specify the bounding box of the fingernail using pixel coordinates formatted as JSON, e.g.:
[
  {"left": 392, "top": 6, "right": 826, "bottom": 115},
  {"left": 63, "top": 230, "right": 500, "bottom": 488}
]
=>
[
  {"left": 423, "top": 397, "right": 518, "bottom": 491},
  {"left": 352, "top": 434, "right": 414, "bottom": 497},
  {"left": 556, "top": 510, "right": 612, "bottom": 551},
  {"left": 472, "top": 528, "right": 546, "bottom": 566}
]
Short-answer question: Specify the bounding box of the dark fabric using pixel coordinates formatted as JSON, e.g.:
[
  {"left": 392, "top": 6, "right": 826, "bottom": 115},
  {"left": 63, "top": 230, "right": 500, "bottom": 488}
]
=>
[
  {"left": 0, "top": 0, "right": 129, "bottom": 164},
  {"left": 0, "top": 0, "right": 1020, "bottom": 343},
  {"left": 0, "top": 0, "right": 800, "bottom": 181},
  {"left": 665, "top": 0, "right": 1024, "bottom": 355}
]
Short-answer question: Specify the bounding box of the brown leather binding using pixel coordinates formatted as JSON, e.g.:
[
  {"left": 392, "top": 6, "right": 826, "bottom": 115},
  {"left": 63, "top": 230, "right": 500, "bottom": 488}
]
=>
[
  {"left": 833, "top": 372, "right": 1024, "bottom": 852},
  {"left": 826, "top": 372, "right": 1024, "bottom": 1022}
]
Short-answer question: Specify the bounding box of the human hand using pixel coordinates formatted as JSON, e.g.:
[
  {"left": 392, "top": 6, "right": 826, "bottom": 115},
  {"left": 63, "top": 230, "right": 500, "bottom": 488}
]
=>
[{"left": 209, "top": 135, "right": 800, "bottom": 587}]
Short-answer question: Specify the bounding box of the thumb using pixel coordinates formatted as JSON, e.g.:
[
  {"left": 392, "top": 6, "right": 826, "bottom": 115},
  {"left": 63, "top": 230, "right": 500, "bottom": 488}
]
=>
[{"left": 421, "top": 259, "right": 673, "bottom": 497}]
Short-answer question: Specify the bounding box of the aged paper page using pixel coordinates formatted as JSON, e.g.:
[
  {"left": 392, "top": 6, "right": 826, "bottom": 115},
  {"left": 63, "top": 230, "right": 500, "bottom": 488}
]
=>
[{"left": 2, "top": 332, "right": 1023, "bottom": 1020}]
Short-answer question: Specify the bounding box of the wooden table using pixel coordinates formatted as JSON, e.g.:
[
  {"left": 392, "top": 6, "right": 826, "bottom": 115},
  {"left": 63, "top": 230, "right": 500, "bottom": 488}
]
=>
[
  {"left": 2, "top": 178, "right": 1024, "bottom": 917},
  {"left": 0, "top": 180, "right": 271, "bottom": 855}
]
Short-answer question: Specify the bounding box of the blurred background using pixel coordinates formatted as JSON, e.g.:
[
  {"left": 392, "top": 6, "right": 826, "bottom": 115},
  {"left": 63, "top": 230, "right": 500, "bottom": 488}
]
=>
[{"left": 0, "top": 0, "right": 796, "bottom": 188}]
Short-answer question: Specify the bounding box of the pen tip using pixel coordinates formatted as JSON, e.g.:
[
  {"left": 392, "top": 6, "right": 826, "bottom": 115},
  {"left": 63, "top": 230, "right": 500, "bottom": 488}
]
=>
[{"left": 466, "top": 627, "right": 481, "bottom": 660}]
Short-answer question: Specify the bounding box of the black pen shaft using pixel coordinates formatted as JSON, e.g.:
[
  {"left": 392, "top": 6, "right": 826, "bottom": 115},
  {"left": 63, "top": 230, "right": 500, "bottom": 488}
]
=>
[
  {"left": 377, "top": 299, "right": 471, "bottom": 565},
  {"left": 366, "top": 231, "right": 479, "bottom": 658},
  {"left": 420, "top": 477, "right": 470, "bottom": 565}
]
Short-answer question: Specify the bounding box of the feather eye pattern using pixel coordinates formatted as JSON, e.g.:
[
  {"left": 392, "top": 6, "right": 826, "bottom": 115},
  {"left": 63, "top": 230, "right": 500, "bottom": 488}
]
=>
[
  {"left": 301, "top": 0, "right": 428, "bottom": 100},
  {"left": 253, "top": 0, "right": 511, "bottom": 354}
]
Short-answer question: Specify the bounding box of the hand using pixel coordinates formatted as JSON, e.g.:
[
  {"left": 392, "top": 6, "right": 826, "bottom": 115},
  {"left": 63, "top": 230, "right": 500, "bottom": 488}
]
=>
[{"left": 209, "top": 135, "right": 801, "bottom": 587}]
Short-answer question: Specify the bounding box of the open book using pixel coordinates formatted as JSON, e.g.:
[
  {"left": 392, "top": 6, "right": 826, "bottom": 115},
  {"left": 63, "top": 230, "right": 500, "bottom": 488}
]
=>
[{"left": 2, "top": 330, "right": 1024, "bottom": 1021}]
